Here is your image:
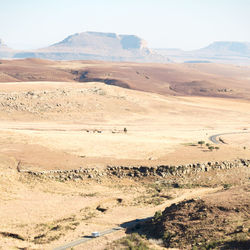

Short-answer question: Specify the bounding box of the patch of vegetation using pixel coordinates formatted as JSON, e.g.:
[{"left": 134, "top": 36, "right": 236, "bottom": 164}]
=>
[
  {"left": 79, "top": 192, "right": 98, "bottom": 197},
  {"left": 194, "top": 232, "right": 250, "bottom": 250},
  {"left": 147, "top": 180, "right": 203, "bottom": 191},
  {"left": 153, "top": 210, "right": 162, "bottom": 222},
  {"left": 195, "top": 140, "right": 220, "bottom": 152},
  {"left": 106, "top": 233, "right": 151, "bottom": 250},
  {"left": 133, "top": 194, "right": 164, "bottom": 206},
  {"left": 208, "top": 146, "right": 215, "bottom": 151},
  {"left": 31, "top": 207, "right": 96, "bottom": 244},
  {"left": 131, "top": 182, "right": 175, "bottom": 206},
  {"left": 182, "top": 142, "right": 197, "bottom": 147},
  {"left": 172, "top": 182, "right": 202, "bottom": 189},
  {"left": 223, "top": 183, "right": 232, "bottom": 190}
]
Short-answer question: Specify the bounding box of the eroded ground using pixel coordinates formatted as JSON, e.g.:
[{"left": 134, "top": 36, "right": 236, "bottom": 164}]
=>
[{"left": 0, "top": 62, "right": 249, "bottom": 249}]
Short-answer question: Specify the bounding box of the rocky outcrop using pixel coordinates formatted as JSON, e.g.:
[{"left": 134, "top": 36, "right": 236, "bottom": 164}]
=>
[{"left": 20, "top": 159, "right": 250, "bottom": 181}]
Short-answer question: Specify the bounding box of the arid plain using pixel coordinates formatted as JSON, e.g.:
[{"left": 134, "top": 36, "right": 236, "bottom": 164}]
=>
[{"left": 0, "top": 59, "right": 249, "bottom": 249}]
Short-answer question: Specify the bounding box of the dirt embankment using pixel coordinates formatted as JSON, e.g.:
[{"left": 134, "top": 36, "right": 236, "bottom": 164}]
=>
[{"left": 142, "top": 186, "right": 250, "bottom": 249}]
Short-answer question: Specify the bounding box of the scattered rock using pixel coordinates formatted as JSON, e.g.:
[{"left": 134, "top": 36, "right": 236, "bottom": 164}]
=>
[{"left": 96, "top": 205, "right": 108, "bottom": 212}]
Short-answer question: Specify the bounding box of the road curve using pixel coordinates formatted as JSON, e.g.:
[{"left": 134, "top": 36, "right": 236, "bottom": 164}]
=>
[
  {"left": 53, "top": 217, "right": 152, "bottom": 250},
  {"left": 209, "top": 131, "right": 250, "bottom": 144}
]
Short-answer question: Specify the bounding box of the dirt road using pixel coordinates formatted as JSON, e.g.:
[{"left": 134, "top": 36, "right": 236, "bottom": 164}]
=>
[{"left": 53, "top": 187, "right": 220, "bottom": 250}]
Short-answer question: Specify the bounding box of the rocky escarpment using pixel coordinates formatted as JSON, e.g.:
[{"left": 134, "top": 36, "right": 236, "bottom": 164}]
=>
[
  {"left": 20, "top": 159, "right": 250, "bottom": 181},
  {"left": 27, "top": 31, "right": 169, "bottom": 62}
]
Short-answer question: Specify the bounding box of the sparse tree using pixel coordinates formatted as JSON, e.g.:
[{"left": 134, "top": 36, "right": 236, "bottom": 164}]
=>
[
  {"left": 208, "top": 146, "right": 215, "bottom": 151},
  {"left": 215, "top": 146, "right": 220, "bottom": 151},
  {"left": 206, "top": 143, "right": 210, "bottom": 147},
  {"left": 124, "top": 127, "right": 127, "bottom": 133},
  {"left": 198, "top": 141, "right": 205, "bottom": 147}
]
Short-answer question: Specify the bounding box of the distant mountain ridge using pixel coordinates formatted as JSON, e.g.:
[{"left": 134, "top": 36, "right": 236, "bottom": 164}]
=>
[
  {"left": 1, "top": 34, "right": 250, "bottom": 64},
  {"left": 199, "top": 41, "right": 250, "bottom": 56},
  {"left": 12, "top": 31, "right": 168, "bottom": 62},
  {"left": 155, "top": 41, "right": 250, "bottom": 64}
]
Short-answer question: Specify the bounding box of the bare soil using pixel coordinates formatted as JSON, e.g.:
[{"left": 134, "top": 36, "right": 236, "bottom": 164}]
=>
[{"left": 0, "top": 59, "right": 250, "bottom": 249}]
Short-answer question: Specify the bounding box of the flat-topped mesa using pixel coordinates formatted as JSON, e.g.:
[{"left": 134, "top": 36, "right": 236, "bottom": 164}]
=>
[
  {"left": 49, "top": 31, "right": 149, "bottom": 51},
  {"left": 28, "top": 31, "right": 164, "bottom": 62}
]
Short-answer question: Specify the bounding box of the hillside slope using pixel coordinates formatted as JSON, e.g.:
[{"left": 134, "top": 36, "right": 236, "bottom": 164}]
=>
[
  {"left": 1, "top": 59, "right": 250, "bottom": 99},
  {"left": 144, "top": 186, "right": 249, "bottom": 249},
  {"left": 155, "top": 41, "right": 250, "bottom": 64}
]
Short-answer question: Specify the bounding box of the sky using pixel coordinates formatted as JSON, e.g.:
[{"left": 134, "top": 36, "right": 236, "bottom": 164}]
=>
[{"left": 0, "top": 0, "right": 249, "bottom": 50}]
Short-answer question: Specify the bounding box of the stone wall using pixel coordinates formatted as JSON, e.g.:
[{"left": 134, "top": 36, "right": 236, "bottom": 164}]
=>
[{"left": 20, "top": 159, "right": 250, "bottom": 181}]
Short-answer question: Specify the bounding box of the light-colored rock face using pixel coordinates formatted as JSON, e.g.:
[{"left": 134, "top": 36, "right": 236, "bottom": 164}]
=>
[
  {"left": 1, "top": 32, "right": 164, "bottom": 61},
  {"left": 50, "top": 31, "right": 147, "bottom": 51},
  {"left": 30, "top": 31, "right": 163, "bottom": 62},
  {"left": 201, "top": 41, "right": 250, "bottom": 56}
]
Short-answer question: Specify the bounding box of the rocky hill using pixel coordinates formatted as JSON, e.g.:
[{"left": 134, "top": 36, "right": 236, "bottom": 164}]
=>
[
  {"left": 13, "top": 31, "right": 168, "bottom": 62},
  {"left": 155, "top": 41, "right": 250, "bottom": 64},
  {"left": 143, "top": 186, "right": 249, "bottom": 249},
  {"left": 199, "top": 41, "right": 250, "bottom": 57},
  {"left": 2, "top": 35, "right": 250, "bottom": 64}
]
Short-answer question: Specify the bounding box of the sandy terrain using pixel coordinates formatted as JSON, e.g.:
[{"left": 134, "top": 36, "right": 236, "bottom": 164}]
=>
[
  {"left": 1, "top": 152, "right": 248, "bottom": 249},
  {"left": 0, "top": 80, "right": 250, "bottom": 170},
  {"left": 0, "top": 60, "right": 249, "bottom": 249}
]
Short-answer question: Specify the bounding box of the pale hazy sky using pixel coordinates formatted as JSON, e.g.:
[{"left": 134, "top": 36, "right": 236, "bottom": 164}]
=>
[{"left": 0, "top": 0, "right": 249, "bottom": 50}]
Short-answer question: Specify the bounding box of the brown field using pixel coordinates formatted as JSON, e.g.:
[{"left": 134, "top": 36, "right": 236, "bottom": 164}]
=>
[
  {"left": 1, "top": 58, "right": 250, "bottom": 99},
  {"left": 0, "top": 59, "right": 249, "bottom": 249}
]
